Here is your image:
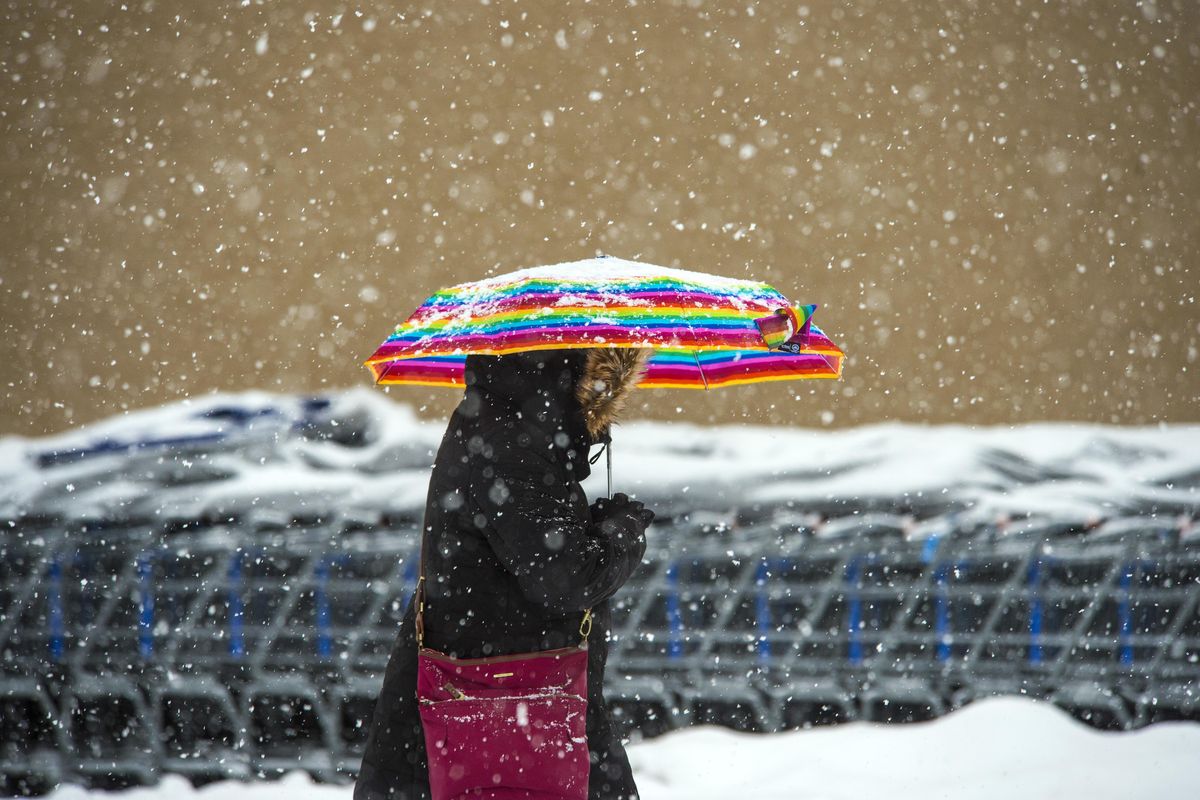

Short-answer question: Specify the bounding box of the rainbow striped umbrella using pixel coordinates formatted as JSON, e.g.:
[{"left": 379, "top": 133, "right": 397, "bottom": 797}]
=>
[{"left": 363, "top": 257, "right": 843, "bottom": 389}]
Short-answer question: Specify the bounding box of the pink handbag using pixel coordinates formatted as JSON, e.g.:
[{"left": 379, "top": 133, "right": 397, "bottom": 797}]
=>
[{"left": 414, "top": 543, "right": 592, "bottom": 800}]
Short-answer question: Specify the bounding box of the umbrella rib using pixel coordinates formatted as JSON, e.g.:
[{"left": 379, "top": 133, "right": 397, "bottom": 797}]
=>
[{"left": 693, "top": 350, "right": 710, "bottom": 390}]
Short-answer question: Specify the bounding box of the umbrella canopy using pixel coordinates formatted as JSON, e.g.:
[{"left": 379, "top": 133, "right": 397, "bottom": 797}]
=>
[{"left": 363, "top": 257, "right": 843, "bottom": 389}]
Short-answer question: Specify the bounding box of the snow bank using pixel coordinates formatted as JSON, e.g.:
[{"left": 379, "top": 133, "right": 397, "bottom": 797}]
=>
[
  {"left": 1, "top": 387, "right": 1196, "bottom": 527},
  {"left": 40, "top": 697, "right": 1200, "bottom": 800},
  {"left": 629, "top": 696, "right": 1200, "bottom": 800}
]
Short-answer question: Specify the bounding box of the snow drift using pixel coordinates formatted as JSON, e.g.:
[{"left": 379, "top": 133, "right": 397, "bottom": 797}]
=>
[{"left": 1, "top": 387, "right": 1196, "bottom": 529}]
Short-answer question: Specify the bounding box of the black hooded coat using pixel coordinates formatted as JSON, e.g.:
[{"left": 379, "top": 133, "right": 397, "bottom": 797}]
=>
[{"left": 355, "top": 350, "right": 649, "bottom": 800}]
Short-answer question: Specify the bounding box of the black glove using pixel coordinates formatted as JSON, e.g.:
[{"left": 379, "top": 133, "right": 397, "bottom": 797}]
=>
[
  {"left": 584, "top": 492, "right": 652, "bottom": 602},
  {"left": 590, "top": 492, "right": 654, "bottom": 550}
]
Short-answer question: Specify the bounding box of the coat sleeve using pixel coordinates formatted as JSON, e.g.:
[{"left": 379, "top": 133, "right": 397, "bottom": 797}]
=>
[{"left": 467, "top": 440, "right": 641, "bottom": 613}]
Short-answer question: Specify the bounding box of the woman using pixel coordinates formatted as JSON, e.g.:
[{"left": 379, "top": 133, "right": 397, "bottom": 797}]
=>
[{"left": 356, "top": 347, "right": 655, "bottom": 800}]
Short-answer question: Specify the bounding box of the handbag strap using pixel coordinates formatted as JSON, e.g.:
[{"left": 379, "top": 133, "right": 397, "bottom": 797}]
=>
[{"left": 413, "top": 522, "right": 592, "bottom": 650}]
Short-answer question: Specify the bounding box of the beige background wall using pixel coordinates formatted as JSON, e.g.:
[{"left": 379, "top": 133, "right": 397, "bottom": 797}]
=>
[{"left": 2, "top": 0, "right": 1197, "bottom": 435}]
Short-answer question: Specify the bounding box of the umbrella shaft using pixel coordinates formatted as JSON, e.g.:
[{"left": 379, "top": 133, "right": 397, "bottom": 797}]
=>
[{"left": 607, "top": 441, "right": 612, "bottom": 499}]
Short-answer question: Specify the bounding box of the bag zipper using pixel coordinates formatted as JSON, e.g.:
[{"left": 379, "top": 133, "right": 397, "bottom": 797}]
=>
[
  {"left": 418, "top": 644, "right": 588, "bottom": 666},
  {"left": 422, "top": 681, "right": 586, "bottom": 705}
]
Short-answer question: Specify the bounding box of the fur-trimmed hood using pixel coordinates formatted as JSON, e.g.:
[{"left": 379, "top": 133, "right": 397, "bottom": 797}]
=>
[{"left": 575, "top": 347, "right": 651, "bottom": 441}]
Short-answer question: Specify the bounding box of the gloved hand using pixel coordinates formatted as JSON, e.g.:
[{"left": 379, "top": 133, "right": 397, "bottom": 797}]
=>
[
  {"left": 585, "top": 492, "right": 652, "bottom": 601},
  {"left": 590, "top": 492, "right": 654, "bottom": 550}
]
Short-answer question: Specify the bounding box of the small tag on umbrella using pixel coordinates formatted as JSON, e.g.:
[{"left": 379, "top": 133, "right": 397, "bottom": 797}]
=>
[
  {"left": 757, "top": 305, "right": 817, "bottom": 353},
  {"left": 755, "top": 308, "right": 795, "bottom": 349}
]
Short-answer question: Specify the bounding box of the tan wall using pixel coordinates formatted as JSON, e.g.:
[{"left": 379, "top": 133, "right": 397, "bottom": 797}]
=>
[{"left": 2, "top": 1, "right": 1197, "bottom": 436}]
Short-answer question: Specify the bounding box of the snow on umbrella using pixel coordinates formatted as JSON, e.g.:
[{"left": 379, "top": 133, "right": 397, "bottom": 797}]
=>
[{"left": 362, "top": 256, "right": 844, "bottom": 389}]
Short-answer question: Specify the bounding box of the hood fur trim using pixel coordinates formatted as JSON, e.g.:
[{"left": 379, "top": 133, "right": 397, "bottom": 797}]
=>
[{"left": 575, "top": 348, "right": 651, "bottom": 440}]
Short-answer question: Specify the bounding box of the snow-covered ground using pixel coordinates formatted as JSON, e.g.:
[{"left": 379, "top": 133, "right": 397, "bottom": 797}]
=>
[
  {"left": 1, "top": 386, "right": 1196, "bottom": 527},
  {"left": 40, "top": 697, "right": 1200, "bottom": 800}
]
